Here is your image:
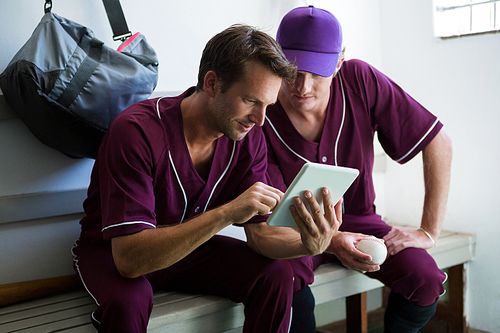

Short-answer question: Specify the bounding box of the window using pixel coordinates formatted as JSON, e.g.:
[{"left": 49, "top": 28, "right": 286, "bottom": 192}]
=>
[{"left": 433, "top": 0, "right": 500, "bottom": 38}]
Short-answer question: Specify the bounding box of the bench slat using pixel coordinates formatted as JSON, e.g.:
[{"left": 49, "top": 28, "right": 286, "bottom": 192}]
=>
[
  {"left": 0, "top": 293, "right": 93, "bottom": 324},
  {"left": 53, "top": 324, "right": 96, "bottom": 333},
  {"left": 0, "top": 290, "right": 90, "bottom": 316},
  {"left": 149, "top": 304, "right": 244, "bottom": 333},
  {"left": 14, "top": 316, "right": 94, "bottom": 333},
  {"left": 150, "top": 291, "right": 200, "bottom": 307},
  {"left": 0, "top": 304, "right": 95, "bottom": 332},
  {"left": 149, "top": 294, "right": 241, "bottom": 329},
  {"left": 312, "top": 263, "right": 383, "bottom": 304},
  {"left": 428, "top": 232, "right": 476, "bottom": 268}
]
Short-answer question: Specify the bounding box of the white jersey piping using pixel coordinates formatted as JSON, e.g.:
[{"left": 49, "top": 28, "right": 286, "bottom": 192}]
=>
[
  {"left": 155, "top": 96, "right": 165, "bottom": 119},
  {"left": 266, "top": 75, "right": 346, "bottom": 167},
  {"left": 203, "top": 141, "right": 236, "bottom": 213},
  {"left": 168, "top": 141, "right": 237, "bottom": 221},
  {"left": 334, "top": 75, "right": 346, "bottom": 166},
  {"left": 169, "top": 150, "right": 188, "bottom": 223},
  {"left": 71, "top": 241, "right": 100, "bottom": 307},
  {"left": 156, "top": 97, "right": 236, "bottom": 222},
  {"left": 101, "top": 221, "right": 156, "bottom": 232},
  {"left": 395, "top": 118, "right": 440, "bottom": 163},
  {"left": 265, "top": 115, "right": 310, "bottom": 164}
]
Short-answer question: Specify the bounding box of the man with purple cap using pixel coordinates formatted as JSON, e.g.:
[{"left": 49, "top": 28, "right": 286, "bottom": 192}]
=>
[{"left": 259, "top": 5, "right": 453, "bottom": 332}]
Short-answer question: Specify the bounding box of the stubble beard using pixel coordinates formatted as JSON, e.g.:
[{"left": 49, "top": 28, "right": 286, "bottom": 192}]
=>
[{"left": 209, "top": 97, "right": 247, "bottom": 142}]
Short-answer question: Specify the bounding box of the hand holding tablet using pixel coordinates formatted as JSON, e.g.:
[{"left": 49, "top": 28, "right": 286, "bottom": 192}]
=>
[{"left": 266, "top": 163, "right": 359, "bottom": 228}]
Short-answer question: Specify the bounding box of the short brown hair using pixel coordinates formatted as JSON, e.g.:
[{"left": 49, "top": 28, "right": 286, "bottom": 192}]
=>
[{"left": 196, "top": 24, "right": 297, "bottom": 93}]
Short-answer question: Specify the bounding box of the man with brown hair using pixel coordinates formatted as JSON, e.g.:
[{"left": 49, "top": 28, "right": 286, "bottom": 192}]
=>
[{"left": 72, "top": 24, "right": 331, "bottom": 332}]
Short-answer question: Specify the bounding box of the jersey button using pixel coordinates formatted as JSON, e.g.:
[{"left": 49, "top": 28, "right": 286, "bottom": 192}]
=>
[
  {"left": 321, "top": 156, "right": 327, "bottom": 163},
  {"left": 194, "top": 206, "right": 200, "bottom": 213}
]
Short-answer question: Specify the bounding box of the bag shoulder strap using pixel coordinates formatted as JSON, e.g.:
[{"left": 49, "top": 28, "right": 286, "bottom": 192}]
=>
[
  {"left": 44, "top": 0, "right": 52, "bottom": 13},
  {"left": 43, "top": 0, "right": 132, "bottom": 41},
  {"left": 102, "top": 0, "right": 132, "bottom": 41}
]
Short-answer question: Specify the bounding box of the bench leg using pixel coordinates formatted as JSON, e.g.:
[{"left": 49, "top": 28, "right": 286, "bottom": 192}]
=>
[
  {"left": 423, "top": 263, "right": 467, "bottom": 333},
  {"left": 345, "top": 291, "right": 368, "bottom": 333}
]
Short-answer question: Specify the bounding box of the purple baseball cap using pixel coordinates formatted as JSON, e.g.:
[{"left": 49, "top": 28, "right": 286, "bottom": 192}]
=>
[{"left": 277, "top": 6, "right": 343, "bottom": 77}]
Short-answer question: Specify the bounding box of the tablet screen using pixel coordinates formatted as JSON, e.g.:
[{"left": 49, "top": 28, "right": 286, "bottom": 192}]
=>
[{"left": 266, "top": 163, "right": 359, "bottom": 227}]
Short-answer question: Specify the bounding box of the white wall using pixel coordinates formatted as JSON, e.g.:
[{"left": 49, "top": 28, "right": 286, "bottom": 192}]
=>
[
  {"left": 310, "top": 0, "right": 383, "bottom": 68},
  {"left": 0, "top": 0, "right": 303, "bottom": 94},
  {"left": 0, "top": 0, "right": 384, "bottom": 94},
  {"left": 377, "top": 1, "right": 500, "bottom": 331}
]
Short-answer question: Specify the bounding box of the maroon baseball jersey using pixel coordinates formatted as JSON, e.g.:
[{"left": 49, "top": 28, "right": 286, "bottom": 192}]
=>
[
  {"left": 264, "top": 59, "right": 442, "bottom": 216},
  {"left": 79, "top": 88, "right": 268, "bottom": 244}
]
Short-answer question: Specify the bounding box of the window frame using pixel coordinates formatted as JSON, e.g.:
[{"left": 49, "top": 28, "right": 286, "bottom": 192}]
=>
[{"left": 433, "top": 0, "right": 500, "bottom": 38}]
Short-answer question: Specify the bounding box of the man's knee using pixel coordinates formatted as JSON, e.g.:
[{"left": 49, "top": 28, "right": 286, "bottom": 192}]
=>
[
  {"left": 388, "top": 261, "right": 446, "bottom": 306},
  {"left": 93, "top": 282, "right": 154, "bottom": 332},
  {"left": 258, "top": 259, "right": 295, "bottom": 286},
  {"left": 407, "top": 267, "right": 446, "bottom": 306},
  {"left": 242, "top": 258, "right": 295, "bottom": 306}
]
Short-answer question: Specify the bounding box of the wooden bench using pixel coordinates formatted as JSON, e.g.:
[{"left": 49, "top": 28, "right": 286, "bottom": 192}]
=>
[{"left": 0, "top": 227, "right": 475, "bottom": 333}]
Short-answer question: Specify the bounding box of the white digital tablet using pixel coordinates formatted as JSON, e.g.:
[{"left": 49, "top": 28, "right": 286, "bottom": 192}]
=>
[{"left": 266, "top": 163, "right": 359, "bottom": 228}]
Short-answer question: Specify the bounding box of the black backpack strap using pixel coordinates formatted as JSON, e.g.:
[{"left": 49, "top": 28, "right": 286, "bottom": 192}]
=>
[
  {"left": 44, "top": 0, "right": 52, "bottom": 13},
  {"left": 102, "top": 0, "right": 132, "bottom": 41},
  {"left": 43, "top": 0, "right": 132, "bottom": 41}
]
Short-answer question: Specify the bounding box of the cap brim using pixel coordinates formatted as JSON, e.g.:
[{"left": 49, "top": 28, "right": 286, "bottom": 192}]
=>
[{"left": 283, "top": 48, "right": 338, "bottom": 77}]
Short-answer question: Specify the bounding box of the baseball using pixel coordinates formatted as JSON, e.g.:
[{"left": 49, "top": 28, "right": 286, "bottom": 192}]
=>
[{"left": 356, "top": 236, "right": 388, "bottom": 265}]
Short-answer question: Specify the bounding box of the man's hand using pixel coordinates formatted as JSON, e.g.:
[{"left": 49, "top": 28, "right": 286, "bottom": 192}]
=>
[
  {"left": 326, "top": 232, "right": 380, "bottom": 273},
  {"left": 288, "top": 187, "right": 341, "bottom": 255},
  {"left": 227, "top": 182, "right": 283, "bottom": 225},
  {"left": 383, "top": 226, "right": 435, "bottom": 256}
]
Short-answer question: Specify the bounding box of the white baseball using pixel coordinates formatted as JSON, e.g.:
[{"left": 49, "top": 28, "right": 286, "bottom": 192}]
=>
[{"left": 356, "top": 236, "right": 388, "bottom": 265}]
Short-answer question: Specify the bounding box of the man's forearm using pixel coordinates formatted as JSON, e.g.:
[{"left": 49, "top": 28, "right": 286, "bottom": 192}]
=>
[
  {"left": 245, "top": 223, "right": 312, "bottom": 259},
  {"left": 112, "top": 206, "right": 234, "bottom": 278},
  {"left": 420, "top": 130, "right": 453, "bottom": 240}
]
